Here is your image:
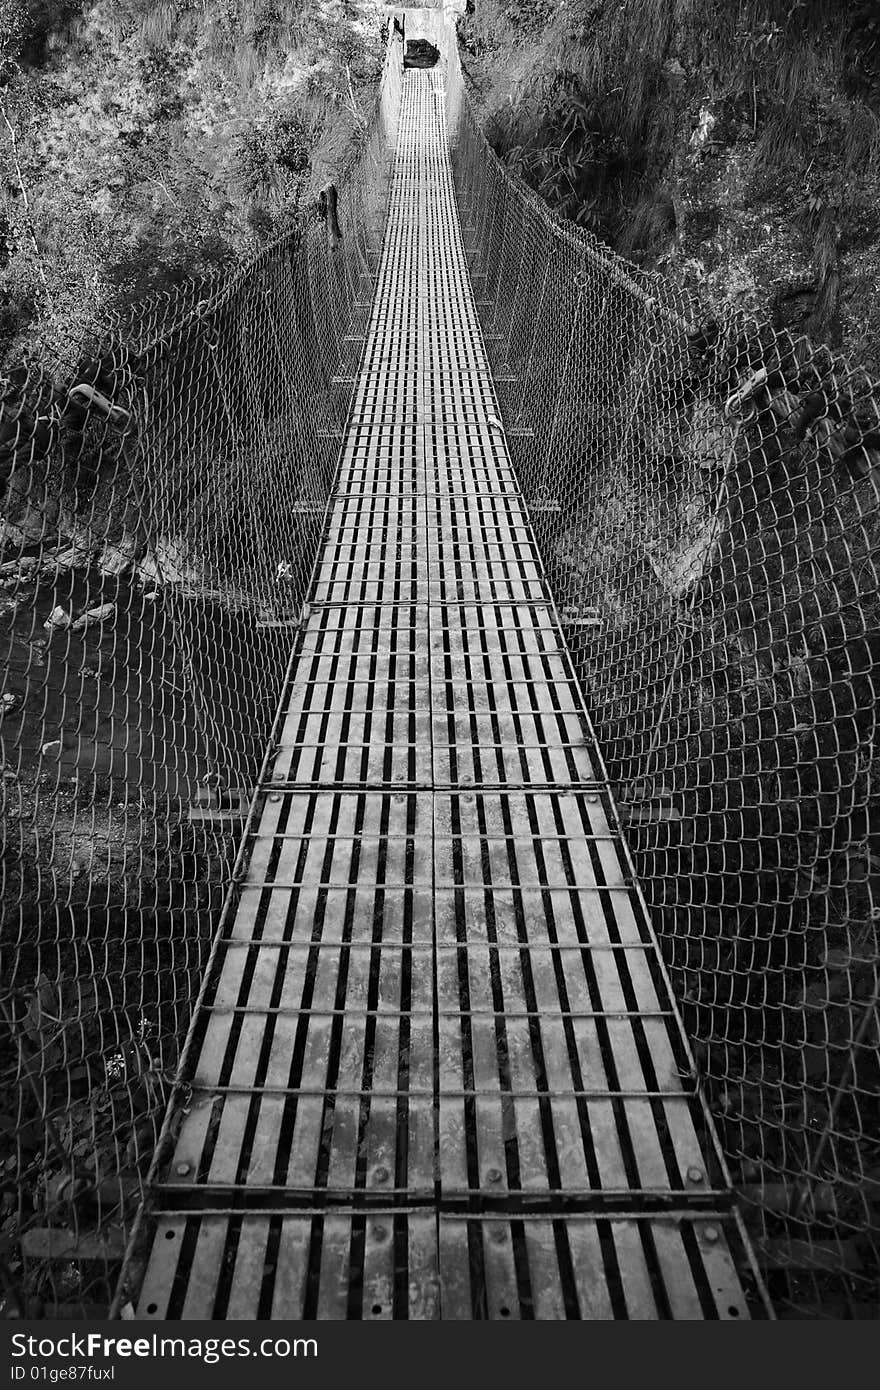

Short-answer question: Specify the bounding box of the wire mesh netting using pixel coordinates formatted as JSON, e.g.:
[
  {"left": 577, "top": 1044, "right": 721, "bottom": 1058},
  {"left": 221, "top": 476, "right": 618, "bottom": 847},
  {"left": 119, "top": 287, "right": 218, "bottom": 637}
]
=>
[
  {"left": 0, "top": 42, "right": 402, "bottom": 1319},
  {"left": 445, "top": 44, "right": 880, "bottom": 1319}
]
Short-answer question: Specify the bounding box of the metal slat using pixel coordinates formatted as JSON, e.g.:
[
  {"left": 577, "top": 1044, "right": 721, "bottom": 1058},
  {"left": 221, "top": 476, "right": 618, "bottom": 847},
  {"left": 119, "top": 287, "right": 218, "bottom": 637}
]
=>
[{"left": 134, "top": 54, "right": 766, "bottom": 1322}]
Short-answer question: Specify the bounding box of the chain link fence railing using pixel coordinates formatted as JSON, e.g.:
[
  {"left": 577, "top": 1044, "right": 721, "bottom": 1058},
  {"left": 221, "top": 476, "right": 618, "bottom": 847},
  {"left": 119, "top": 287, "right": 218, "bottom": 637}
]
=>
[
  {"left": 0, "top": 37, "right": 401, "bottom": 1321},
  {"left": 447, "top": 38, "right": 880, "bottom": 1320}
]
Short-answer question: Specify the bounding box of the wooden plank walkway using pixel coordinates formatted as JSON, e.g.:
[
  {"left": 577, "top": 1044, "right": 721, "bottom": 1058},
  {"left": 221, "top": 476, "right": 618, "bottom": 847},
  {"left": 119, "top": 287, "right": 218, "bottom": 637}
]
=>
[{"left": 134, "top": 62, "right": 768, "bottom": 1321}]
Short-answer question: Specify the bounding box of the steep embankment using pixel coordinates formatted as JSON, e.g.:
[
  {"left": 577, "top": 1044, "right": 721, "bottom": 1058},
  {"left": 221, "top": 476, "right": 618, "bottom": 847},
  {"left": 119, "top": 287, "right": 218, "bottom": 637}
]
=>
[
  {"left": 459, "top": 0, "right": 880, "bottom": 374},
  {"left": 0, "top": 0, "right": 384, "bottom": 368}
]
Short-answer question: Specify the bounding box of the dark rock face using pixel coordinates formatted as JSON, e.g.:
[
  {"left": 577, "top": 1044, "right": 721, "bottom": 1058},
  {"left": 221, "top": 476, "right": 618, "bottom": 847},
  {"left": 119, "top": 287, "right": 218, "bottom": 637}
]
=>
[
  {"left": 404, "top": 39, "right": 440, "bottom": 70},
  {"left": 460, "top": 0, "right": 880, "bottom": 376}
]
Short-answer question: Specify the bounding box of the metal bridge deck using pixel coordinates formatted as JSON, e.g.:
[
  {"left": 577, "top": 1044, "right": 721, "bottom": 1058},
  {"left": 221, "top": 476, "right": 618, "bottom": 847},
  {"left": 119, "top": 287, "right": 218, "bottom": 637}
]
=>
[{"left": 135, "top": 67, "right": 765, "bottom": 1320}]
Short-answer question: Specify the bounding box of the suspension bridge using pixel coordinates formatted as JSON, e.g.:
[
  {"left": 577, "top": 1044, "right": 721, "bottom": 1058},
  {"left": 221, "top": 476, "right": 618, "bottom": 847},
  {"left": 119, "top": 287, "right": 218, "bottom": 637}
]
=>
[
  {"left": 127, "top": 32, "right": 768, "bottom": 1320},
  {"left": 6, "top": 6, "right": 879, "bottom": 1324}
]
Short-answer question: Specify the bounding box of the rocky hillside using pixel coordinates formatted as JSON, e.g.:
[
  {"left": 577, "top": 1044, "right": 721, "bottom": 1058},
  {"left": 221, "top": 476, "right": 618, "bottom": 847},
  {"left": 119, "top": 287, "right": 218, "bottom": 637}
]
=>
[
  {"left": 459, "top": 0, "right": 880, "bottom": 376},
  {"left": 0, "top": 0, "right": 384, "bottom": 369}
]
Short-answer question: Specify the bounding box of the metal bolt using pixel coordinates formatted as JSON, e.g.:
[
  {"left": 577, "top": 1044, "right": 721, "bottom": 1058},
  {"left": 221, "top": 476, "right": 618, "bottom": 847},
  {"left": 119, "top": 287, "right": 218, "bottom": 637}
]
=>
[
  {"left": 175, "top": 1162, "right": 191, "bottom": 1177},
  {"left": 486, "top": 1167, "right": 503, "bottom": 1184},
  {"left": 687, "top": 1165, "right": 704, "bottom": 1183},
  {"left": 270, "top": 794, "right": 281, "bottom": 802},
  {"left": 372, "top": 1224, "right": 388, "bottom": 1242},
  {"left": 586, "top": 794, "right": 599, "bottom": 804},
  {"left": 703, "top": 1225, "right": 720, "bottom": 1244},
  {"left": 373, "top": 1165, "right": 389, "bottom": 1183},
  {"left": 490, "top": 1226, "right": 507, "bottom": 1243}
]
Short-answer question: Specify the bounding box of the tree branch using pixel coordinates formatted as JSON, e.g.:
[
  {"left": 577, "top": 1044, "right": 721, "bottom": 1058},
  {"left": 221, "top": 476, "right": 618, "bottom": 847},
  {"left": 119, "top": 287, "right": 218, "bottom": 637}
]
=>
[{"left": 1, "top": 96, "right": 55, "bottom": 311}]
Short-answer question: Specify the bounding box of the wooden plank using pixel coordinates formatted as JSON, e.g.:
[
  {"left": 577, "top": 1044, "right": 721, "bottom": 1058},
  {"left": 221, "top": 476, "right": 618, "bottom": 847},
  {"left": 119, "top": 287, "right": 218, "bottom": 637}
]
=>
[
  {"left": 481, "top": 1221, "right": 521, "bottom": 1320},
  {"left": 438, "top": 1219, "right": 473, "bottom": 1320},
  {"left": 362, "top": 1216, "right": 396, "bottom": 1319},
  {"left": 271, "top": 1218, "right": 312, "bottom": 1319},
  {"left": 523, "top": 1220, "right": 567, "bottom": 1320},
  {"left": 226, "top": 1218, "right": 271, "bottom": 1320},
  {"left": 181, "top": 1219, "right": 228, "bottom": 1319},
  {"left": 408, "top": 1215, "right": 441, "bottom": 1320},
  {"left": 316, "top": 1215, "right": 353, "bottom": 1319},
  {"left": 614, "top": 1221, "right": 659, "bottom": 1319},
  {"left": 651, "top": 1221, "right": 704, "bottom": 1319},
  {"left": 567, "top": 1220, "right": 615, "bottom": 1319}
]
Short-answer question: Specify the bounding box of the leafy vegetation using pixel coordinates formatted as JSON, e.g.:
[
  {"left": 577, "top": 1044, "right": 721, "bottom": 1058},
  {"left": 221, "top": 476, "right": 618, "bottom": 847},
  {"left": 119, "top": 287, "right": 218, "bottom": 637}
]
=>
[
  {"left": 0, "top": 1, "right": 383, "bottom": 369},
  {"left": 460, "top": 0, "right": 880, "bottom": 370}
]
